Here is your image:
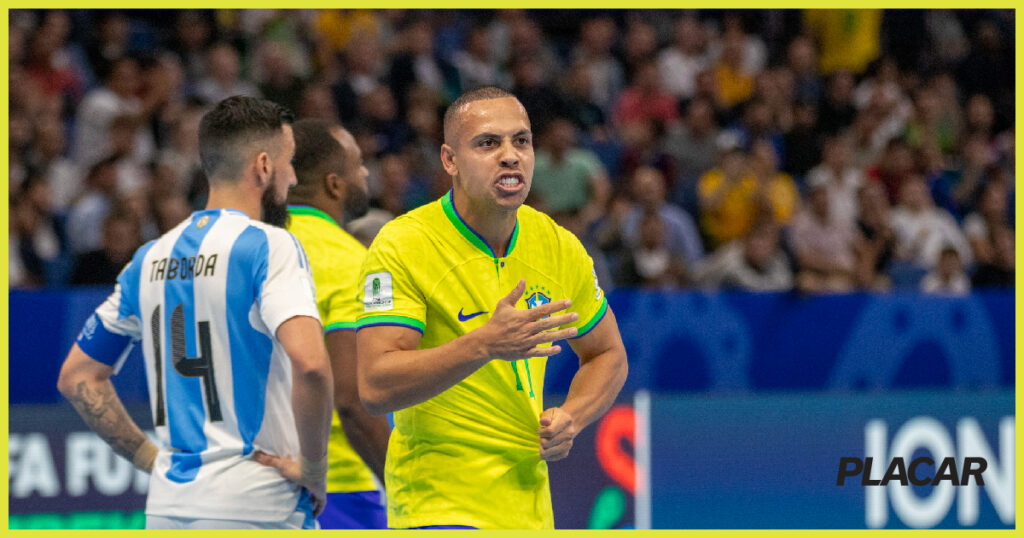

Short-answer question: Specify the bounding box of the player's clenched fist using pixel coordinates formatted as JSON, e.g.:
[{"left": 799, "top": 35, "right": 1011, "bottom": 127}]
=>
[
  {"left": 538, "top": 407, "right": 577, "bottom": 461},
  {"left": 473, "top": 279, "right": 578, "bottom": 361}
]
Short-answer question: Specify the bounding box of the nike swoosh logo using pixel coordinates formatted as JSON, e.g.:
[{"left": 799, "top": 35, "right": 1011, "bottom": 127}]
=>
[{"left": 458, "top": 308, "right": 488, "bottom": 322}]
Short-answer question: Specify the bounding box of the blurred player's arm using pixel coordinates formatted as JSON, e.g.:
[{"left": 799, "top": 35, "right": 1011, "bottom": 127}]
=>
[
  {"left": 357, "top": 279, "right": 578, "bottom": 415},
  {"left": 58, "top": 344, "right": 158, "bottom": 472},
  {"left": 327, "top": 329, "right": 390, "bottom": 483},
  {"left": 539, "top": 309, "right": 627, "bottom": 461}
]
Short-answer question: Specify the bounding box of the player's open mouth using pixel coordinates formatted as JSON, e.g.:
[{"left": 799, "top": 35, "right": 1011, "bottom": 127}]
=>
[{"left": 495, "top": 173, "right": 524, "bottom": 193}]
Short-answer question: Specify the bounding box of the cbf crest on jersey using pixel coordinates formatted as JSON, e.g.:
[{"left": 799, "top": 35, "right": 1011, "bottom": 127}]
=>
[{"left": 525, "top": 284, "right": 552, "bottom": 314}]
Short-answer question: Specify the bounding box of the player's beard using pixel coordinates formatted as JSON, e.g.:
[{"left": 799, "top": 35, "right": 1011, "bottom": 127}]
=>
[
  {"left": 343, "top": 179, "right": 370, "bottom": 221},
  {"left": 261, "top": 175, "right": 290, "bottom": 227}
]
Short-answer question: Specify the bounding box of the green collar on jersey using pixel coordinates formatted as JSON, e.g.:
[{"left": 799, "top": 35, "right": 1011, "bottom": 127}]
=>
[
  {"left": 441, "top": 190, "right": 519, "bottom": 259},
  {"left": 286, "top": 205, "right": 341, "bottom": 229}
]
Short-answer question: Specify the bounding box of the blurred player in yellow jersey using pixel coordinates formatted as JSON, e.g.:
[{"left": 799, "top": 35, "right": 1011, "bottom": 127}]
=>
[
  {"left": 356, "top": 87, "right": 629, "bottom": 529},
  {"left": 257, "top": 118, "right": 390, "bottom": 528}
]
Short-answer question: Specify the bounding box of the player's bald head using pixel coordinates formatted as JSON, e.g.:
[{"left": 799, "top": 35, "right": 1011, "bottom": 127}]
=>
[{"left": 443, "top": 86, "right": 523, "bottom": 145}]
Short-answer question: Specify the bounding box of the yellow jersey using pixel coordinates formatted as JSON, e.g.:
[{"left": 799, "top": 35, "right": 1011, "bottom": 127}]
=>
[
  {"left": 356, "top": 191, "right": 607, "bottom": 529},
  {"left": 286, "top": 205, "right": 378, "bottom": 494}
]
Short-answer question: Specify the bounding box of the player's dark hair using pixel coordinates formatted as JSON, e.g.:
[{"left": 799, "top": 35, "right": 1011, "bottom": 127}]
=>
[
  {"left": 291, "top": 118, "right": 346, "bottom": 193},
  {"left": 198, "top": 96, "right": 294, "bottom": 182},
  {"left": 443, "top": 86, "right": 518, "bottom": 145}
]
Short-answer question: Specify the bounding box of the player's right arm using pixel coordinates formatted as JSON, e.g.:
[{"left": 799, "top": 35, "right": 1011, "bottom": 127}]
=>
[
  {"left": 58, "top": 344, "right": 158, "bottom": 473},
  {"left": 357, "top": 279, "right": 578, "bottom": 415}
]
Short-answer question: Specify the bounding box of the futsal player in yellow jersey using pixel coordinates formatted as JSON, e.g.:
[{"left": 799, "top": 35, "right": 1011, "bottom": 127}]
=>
[
  {"left": 263, "top": 119, "right": 391, "bottom": 528},
  {"left": 356, "top": 87, "right": 629, "bottom": 529}
]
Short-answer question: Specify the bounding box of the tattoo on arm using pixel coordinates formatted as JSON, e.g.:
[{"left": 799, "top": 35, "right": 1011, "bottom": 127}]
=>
[{"left": 66, "top": 380, "right": 149, "bottom": 463}]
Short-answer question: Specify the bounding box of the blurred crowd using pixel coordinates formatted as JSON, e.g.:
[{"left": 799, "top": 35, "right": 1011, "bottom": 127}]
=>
[{"left": 9, "top": 9, "right": 1015, "bottom": 294}]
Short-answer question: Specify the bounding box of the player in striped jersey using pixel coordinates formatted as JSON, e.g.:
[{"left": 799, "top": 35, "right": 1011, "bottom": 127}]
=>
[{"left": 57, "top": 96, "right": 334, "bottom": 529}]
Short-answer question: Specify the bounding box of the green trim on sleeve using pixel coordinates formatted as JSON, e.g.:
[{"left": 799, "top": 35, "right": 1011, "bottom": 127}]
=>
[
  {"left": 356, "top": 314, "right": 426, "bottom": 333},
  {"left": 574, "top": 297, "right": 608, "bottom": 339},
  {"left": 324, "top": 321, "right": 357, "bottom": 332}
]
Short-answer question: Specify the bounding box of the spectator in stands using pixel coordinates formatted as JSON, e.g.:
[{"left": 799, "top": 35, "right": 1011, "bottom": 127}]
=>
[
  {"left": 781, "top": 99, "right": 822, "bottom": 179},
  {"left": 789, "top": 174, "right": 858, "bottom": 293},
  {"left": 26, "top": 116, "right": 81, "bottom": 212},
  {"left": 962, "top": 180, "right": 1011, "bottom": 266},
  {"left": 331, "top": 31, "right": 385, "bottom": 124},
  {"left": 10, "top": 177, "right": 67, "bottom": 288},
  {"left": 452, "top": 26, "right": 502, "bottom": 91},
  {"left": 697, "top": 142, "right": 755, "bottom": 249},
  {"left": 749, "top": 139, "right": 799, "bottom": 225},
  {"left": 853, "top": 181, "right": 896, "bottom": 290},
  {"left": 663, "top": 97, "right": 720, "bottom": 198},
  {"left": 23, "top": 10, "right": 85, "bottom": 107},
  {"left": 531, "top": 118, "right": 610, "bottom": 229},
  {"left": 971, "top": 226, "right": 1014, "bottom": 289},
  {"left": 612, "top": 60, "right": 680, "bottom": 129},
  {"left": 388, "top": 17, "right": 460, "bottom": 115},
  {"left": 621, "top": 18, "right": 658, "bottom": 80},
  {"left": 867, "top": 138, "right": 916, "bottom": 204},
  {"left": 195, "top": 42, "right": 261, "bottom": 105},
  {"left": 963, "top": 93, "right": 996, "bottom": 139},
  {"left": 786, "top": 34, "right": 821, "bottom": 103},
  {"left": 805, "top": 134, "right": 863, "bottom": 226},
  {"left": 620, "top": 166, "right": 704, "bottom": 273},
  {"left": 69, "top": 207, "right": 142, "bottom": 286},
  {"left": 85, "top": 11, "right": 132, "bottom": 80},
  {"left": 919, "top": 246, "right": 970, "bottom": 296},
  {"left": 66, "top": 156, "right": 120, "bottom": 254},
  {"left": 693, "top": 220, "right": 793, "bottom": 292},
  {"left": 256, "top": 40, "right": 307, "bottom": 114},
  {"left": 931, "top": 134, "right": 995, "bottom": 219},
  {"left": 709, "top": 20, "right": 759, "bottom": 112},
  {"left": 72, "top": 56, "right": 162, "bottom": 169},
  {"left": 616, "top": 210, "right": 688, "bottom": 288},
  {"left": 817, "top": 70, "right": 857, "bottom": 136},
  {"left": 572, "top": 16, "right": 624, "bottom": 115},
  {"left": 298, "top": 83, "right": 340, "bottom": 122},
  {"left": 658, "top": 14, "right": 709, "bottom": 103},
  {"left": 890, "top": 175, "right": 972, "bottom": 276}
]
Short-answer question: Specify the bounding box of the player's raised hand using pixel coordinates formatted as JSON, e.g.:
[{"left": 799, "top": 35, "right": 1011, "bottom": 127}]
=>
[
  {"left": 476, "top": 279, "right": 579, "bottom": 361},
  {"left": 253, "top": 450, "right": 328, "bottom": 517},
  {"left": 538, "top": 407, "right": 577, "bottom": 461}
]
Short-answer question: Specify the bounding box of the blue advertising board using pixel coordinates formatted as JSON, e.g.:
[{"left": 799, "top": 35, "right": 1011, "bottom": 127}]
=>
[{"left": 647, "top": 392, "right": 1014, "bottom": 529}]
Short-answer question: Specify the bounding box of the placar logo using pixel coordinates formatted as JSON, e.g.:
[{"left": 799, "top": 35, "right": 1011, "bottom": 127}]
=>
[{"left": 855, "top": 416, "right": 1014, "bottom": 528}]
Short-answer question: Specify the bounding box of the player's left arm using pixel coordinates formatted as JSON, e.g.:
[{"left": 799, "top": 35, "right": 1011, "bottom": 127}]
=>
[
  {"left": 539, "top": 309, "right": 627, "bottom": 462},
  {"left": 58, "top": 344, "right": 158, "bottom": 472}
]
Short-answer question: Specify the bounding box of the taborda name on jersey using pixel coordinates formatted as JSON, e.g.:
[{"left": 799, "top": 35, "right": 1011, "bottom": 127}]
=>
[{"left": 149, "top": 254, "right": 218, "bottom": 282}]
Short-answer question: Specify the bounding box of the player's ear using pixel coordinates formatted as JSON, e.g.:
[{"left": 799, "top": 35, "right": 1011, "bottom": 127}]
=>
[
  {"left": 440, "top": 144, "right": 458, "bottom": 177},
  {"left": 255, "top": 151, "right": 272, "bottom": 187},
  {"left": 325, "top": 172, "right": 344, "bottom": 199}
]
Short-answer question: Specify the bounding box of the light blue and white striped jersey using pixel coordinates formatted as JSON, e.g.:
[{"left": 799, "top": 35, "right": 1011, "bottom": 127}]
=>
[{"left": 76, "top": 208, "right": 320, "bottom": 522}]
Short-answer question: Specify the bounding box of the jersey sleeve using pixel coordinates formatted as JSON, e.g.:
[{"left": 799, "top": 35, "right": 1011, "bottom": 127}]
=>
[
  {"left": 258, "top": 228, "right": 321, "bottom": 335},
  {"left": 76, "top": 261, "right": 144, "bottom": 372},
  {"left": 355, "top": 221, "right": 427, "bottom": 333},
  {"left": 323, "top": 267, "right": 363, "bottom": 333},
  {"left": 561, "top": 231, "right": 608, "bottom": 339}
]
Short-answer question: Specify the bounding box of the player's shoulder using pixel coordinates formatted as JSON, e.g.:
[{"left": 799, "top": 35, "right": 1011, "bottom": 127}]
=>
[
  {"left": 372, "top": 198, "right": 444, "bottom": 247},
  {"left": 517, "top": 204, "right": 584, "bottom": 253}
]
